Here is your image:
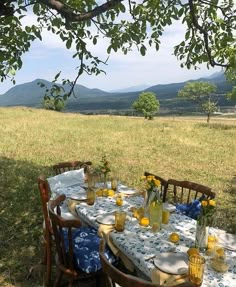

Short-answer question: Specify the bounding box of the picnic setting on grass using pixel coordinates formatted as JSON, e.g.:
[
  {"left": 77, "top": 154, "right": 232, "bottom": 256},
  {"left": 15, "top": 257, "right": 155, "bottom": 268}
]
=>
[{"left": 38, "top": 156, "right": 236, "bottom": 287}]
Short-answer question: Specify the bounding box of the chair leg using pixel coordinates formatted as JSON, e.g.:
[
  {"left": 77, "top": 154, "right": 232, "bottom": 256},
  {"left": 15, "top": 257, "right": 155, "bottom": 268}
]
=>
[
  {"left": 54, "top": 270, "right": 63, "bottom": 287},
  {"left": 44, "top": 239, "right": 52, "bottom": 287},
  {"left": 42, "top": 236, "right": 47, "bottom": 265}
]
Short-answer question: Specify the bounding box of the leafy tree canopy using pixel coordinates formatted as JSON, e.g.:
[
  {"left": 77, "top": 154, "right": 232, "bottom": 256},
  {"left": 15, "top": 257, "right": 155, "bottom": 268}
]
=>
[
  {"left": 132, "top": 92, "right": 160, "bottom": 119},
  {"left": 0, "top": 0, "right": 235, "bottom": 98}
]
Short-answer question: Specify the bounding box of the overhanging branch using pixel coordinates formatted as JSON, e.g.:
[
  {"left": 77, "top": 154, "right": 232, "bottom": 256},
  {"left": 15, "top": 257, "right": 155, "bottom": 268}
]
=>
[
  {"left": 188, "top": 0, "right": 229, "bottom": 68},
  {"left": 39, "top": 0, "right": 124, "bottom": 22}
]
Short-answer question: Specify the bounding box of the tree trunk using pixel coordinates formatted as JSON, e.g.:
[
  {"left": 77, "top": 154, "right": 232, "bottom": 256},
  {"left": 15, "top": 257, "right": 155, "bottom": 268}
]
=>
[{"left": 207, "top": 113, "right": 210, "bottom": 123}]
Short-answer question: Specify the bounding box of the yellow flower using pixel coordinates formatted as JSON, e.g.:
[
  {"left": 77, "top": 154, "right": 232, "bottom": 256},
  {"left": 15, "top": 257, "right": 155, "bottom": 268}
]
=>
[
  {"left": 140, "top": 175, "right": 146, "bottom": 180},
  {"left": 147, "top": 175, "right": 154, "bottom": 180},
  {"left": 201, "top": 200, "right": 208, "bottom": 207},
  {"left": 209, "top": 200, "right": 216, "bottom": 207},
  {"left": 154, "top": 179, "right": 161, "bottom": 187}
]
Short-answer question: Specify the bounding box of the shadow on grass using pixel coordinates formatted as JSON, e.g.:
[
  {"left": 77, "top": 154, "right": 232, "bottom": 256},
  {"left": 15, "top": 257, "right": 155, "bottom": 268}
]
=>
[
  {"left": 0, "top": 156, "right": 51, "bottom": 287},
  {"left": 0, "top": 156, "right": 236, "bottom": 286}
]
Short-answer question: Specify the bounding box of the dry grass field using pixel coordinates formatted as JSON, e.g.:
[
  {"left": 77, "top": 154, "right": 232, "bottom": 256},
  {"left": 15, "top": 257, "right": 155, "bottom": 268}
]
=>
[{"left": 0, "top": 107, "right": 235, "bottom": 286}]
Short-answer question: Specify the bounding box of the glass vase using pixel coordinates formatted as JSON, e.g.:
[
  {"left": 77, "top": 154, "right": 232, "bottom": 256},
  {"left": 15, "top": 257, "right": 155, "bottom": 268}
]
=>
[
  {"left": 149, "top": 200, "right": 162, "bottom": 232},
  {"left": 102, "top": 173, "right": 108, "bottom": 189},
  {"left": 195, "top": 218, "right": 209, "bottom": 252},
  {"left": 143, "top": 189, "right": 162, "bottom": 231}
]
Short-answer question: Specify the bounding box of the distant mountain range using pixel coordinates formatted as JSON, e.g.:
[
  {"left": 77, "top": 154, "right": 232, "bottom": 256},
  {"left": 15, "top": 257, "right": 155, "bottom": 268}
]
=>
[
  {"left": 0, "top": 72, "right": 234, "bottom": 114},
  {"left": 110, "top": 84, "right": 150, "bottom": 93}
]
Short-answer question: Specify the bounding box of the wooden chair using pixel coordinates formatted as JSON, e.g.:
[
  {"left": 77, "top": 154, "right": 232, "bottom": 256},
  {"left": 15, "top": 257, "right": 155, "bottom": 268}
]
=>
[
  {"left": 37, "top": 175, "right": 54, "bottom": 287},
  {"left": 99, "top": 239, "right": 194, "bottom": 287},
  {"left": 163, "top": 179, "right": 216, "bottom": 204},
  {"left": 144, "top": 171, "right": 168, "bottom": 200},
  {"left": 48, "top": 194, "right": 104, "bottom": 287},
  {"left": 52, "top": 160, "right": 92, "bottom": 175}
]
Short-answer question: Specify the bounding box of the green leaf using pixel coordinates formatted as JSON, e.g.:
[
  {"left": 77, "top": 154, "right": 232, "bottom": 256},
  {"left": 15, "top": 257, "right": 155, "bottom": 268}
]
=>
[
  {"left": 93, "top": 37, "right": 97, "bottom": 45},
  {"left": 140, "top": 45, "right": 146, "bottom": 56},
  {"left": 54, "top": 72, "right": 61, "bottom": 81},
  {"left": 66, "top": 39, "right": 72, "bottom": 49},
  {"left": 33, "top": 3, "right": 40, "bottom": 14}
]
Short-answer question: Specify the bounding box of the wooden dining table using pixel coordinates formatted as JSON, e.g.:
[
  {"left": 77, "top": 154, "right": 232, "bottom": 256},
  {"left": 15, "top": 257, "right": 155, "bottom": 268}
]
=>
[{"left": 48, "top": 173, "right": 236, "bottom": 287}]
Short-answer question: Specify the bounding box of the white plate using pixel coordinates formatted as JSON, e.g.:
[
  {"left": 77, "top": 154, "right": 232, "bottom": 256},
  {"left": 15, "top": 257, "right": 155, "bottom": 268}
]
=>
[
  {"left": 96, "top": 213, "right": 115, "bottom": 225},
  {"left": 153, "top": 252, "right": 188, "bottom": 275},
  {"left": 163, "top": 203, "right": 176, "bottom": 213},
  {"left": 118, "top": 184, "right": 137, "bottom": 195},
  {"left": 68, "top": 193, "right": 87, "bottom": 200}
]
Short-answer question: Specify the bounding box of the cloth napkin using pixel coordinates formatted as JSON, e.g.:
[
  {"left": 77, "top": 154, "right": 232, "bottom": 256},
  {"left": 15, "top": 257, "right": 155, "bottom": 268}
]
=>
[
  {"left": 216, "top": 231, "right": 236, "bottom": 251},
  {"left": 67, "top": 198, "right": 85, "bottom": 217},
  {"left": 151, "top": 269, "right": 188, "bottom": 286},
  {"left": 176, "top": 199, "right": 201, "bottom": 220},
  {"left": 97, "top": 224, "right": 135, "bottom": 272}
]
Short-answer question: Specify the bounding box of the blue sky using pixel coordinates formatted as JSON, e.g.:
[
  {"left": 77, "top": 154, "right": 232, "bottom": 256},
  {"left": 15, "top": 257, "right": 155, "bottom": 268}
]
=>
[{"left": 0, "top": 17, "right": 221, "bottom": 94}]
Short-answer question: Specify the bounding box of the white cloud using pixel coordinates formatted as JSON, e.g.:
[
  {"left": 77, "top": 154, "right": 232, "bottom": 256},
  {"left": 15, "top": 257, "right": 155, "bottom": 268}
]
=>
[{"left": 0, "top": 12, "right": 222, "bottom": 94}]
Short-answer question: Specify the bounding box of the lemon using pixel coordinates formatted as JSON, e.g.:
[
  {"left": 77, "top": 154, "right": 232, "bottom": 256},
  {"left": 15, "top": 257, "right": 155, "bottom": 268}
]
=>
[
  {"left": 116, "top": 197, "right": 123, "bottom": 206},
  {"left": 169, "top": 232, "right": 180, "bottom": 243},
  {"left": 187, "top": 247, "right": 199, "bottom": 257},
  {"left": 107, "top": 189, "right": 115, "bottom": 197},
  {"left": 96, "top": 189, "right": 103, "bottom": 197},
  {"left": 140, "top": 217, "right": 149, "bottom": 227},
  {"left": 102, "top": 189, "right": 108, "bottom": 197}
]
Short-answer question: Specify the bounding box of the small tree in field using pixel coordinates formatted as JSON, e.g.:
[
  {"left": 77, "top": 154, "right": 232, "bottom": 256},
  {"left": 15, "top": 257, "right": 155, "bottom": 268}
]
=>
[
  {"left": 178, "top": 82, "right": 218, "bottom": 123},
  {"left": 132, "top": 92, "right": 160, "bottom": 120}
]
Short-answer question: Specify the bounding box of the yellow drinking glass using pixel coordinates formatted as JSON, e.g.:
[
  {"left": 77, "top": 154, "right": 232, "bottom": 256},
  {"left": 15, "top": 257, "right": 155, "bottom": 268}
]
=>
[
  {"left": 86, "top": 188, "right": 96, "bottom": 205},
  {"left": 114, "top": 211, "right": 127, "bottom": 232},
  {"left": 111, "top": 178, "right": 118, "bottom": 191},
  {"left": 162, "top": 209, "right": 170, "bottom": 224},
  {"left": 188, "top": 254, "right": 205, "bottom": 287}
]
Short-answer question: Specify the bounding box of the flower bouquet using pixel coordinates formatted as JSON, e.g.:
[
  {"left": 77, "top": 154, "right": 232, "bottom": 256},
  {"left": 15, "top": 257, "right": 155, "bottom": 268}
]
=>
[
  {"left": 140, "top": 175, "right": 162, "bottom": 226},
  {"left": 96, "top": 155, "right": 111, "bottom": 187},
  {"left": 195, "top": 198, "right": 216, "bottom": 251}
]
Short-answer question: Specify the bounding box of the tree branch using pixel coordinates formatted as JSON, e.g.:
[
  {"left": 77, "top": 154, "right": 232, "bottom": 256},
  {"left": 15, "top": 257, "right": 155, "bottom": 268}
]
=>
[
  {"left": 188, "top": 0, "right": 229, "bottom": 68},
  {"left": 39, "top": 0, "right": 124, "bottom": 22},
  {"left": 0, "top": 1, "right": 14, "bottom": 16}
]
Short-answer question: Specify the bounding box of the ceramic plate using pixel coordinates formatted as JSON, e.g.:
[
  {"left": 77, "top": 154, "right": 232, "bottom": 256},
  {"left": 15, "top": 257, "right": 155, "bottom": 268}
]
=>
[
  {"left": 96, "top": 213, "right": 115, "bottom": 225},
  {"left": 217, "top": 232, "right": 236, "bottom": 251},
  {"left": 118, "top": 184, "right": 137, "bottom": 195},
  {"left": 153, "top": 252, "right": 188, "bottom": 275},
  {"left": 68, "top": 193, "right": 87, "bottom": 200}
]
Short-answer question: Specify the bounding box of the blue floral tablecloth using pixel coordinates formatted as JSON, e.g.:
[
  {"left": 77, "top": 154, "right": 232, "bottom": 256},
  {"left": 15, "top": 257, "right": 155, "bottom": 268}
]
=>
[
  {"left": 48, "top": 175, "right": 236, "bottom": 287},
  {"left": 75, "top": 195, "right": 236, "bottom": 287}
]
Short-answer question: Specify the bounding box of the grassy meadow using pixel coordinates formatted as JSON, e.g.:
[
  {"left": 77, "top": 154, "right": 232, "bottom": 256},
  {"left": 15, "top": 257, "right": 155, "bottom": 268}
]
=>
[{"left": 0, "top": 107, "right": 236, "bottom": 286}]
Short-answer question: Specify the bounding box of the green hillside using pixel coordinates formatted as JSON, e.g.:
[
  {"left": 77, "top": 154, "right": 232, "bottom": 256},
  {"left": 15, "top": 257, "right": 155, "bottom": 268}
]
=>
[{"left": 0, "top": 73, "right": 234, "bottom": 114}]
